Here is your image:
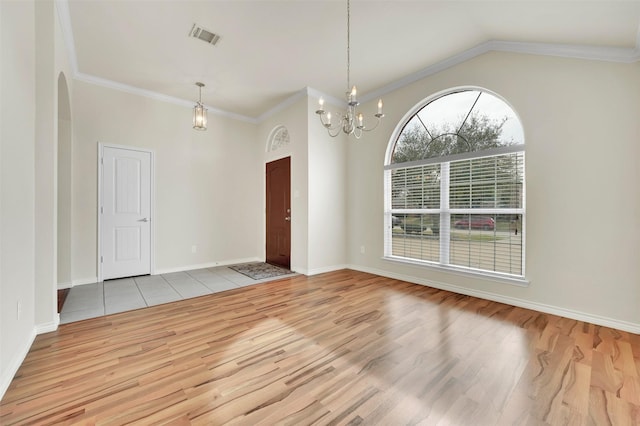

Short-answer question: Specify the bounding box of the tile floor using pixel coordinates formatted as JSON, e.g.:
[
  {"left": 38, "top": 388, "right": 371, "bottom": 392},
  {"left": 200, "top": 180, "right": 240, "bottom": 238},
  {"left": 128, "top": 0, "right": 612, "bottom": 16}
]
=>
[{"left": 60, "top": 265, "right": 296, "bottom": 324}]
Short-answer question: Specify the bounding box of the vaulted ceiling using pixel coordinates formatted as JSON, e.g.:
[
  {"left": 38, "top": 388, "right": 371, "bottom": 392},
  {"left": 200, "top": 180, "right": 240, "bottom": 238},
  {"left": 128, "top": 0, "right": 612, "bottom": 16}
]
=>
[{"left": 60, "top": 0, "right": 640, "bottom": 120}]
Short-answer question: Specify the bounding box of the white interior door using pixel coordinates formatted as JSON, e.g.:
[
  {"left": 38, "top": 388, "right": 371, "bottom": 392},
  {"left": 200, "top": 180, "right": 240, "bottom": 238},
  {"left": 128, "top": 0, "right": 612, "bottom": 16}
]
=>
[{"left": 100, "top": 145, "right": 152, "bottom": 280}]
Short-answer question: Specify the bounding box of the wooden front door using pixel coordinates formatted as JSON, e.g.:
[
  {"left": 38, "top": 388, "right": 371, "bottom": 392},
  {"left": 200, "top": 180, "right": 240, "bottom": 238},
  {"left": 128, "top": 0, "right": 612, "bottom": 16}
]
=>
[{"left": 266, "top": 157, "right": 291, "bottom": 269}]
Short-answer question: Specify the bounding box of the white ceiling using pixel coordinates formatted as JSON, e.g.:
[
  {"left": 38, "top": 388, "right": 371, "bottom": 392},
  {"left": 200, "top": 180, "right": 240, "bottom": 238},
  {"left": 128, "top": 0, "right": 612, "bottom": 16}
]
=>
[{"left": 61, "top": 0, "right": 640, "bottom": 120}]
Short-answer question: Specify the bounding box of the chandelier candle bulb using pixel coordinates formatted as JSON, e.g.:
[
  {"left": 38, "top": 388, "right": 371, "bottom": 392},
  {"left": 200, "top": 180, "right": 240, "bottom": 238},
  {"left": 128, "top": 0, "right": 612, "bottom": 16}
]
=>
[
  {"left": 378, "top": 99, "right": 383, "bottom": 114},
  {"left": 357, "top": 113, "right": 364, "bottom": 128},
  {"left": 318, "top": 97, "right": 325, "bottom": 112},
  {"left": 326, "top": 112, "right": 332, "bottom": 125},
  {"left": 351, "top": 86, "right": 357, "bottom": 102}
]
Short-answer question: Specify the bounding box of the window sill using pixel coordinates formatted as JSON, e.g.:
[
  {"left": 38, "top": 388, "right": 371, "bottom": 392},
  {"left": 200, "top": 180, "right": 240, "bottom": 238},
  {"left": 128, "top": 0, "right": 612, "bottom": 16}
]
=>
[{"left": 382, "top": 256, "right": 530, "bottom": 287}]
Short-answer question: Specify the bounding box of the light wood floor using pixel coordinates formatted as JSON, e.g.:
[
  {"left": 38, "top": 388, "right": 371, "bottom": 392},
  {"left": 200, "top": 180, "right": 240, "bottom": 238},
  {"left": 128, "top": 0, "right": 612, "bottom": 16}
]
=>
[{"left": 1, "top": 270, "right": 639, "bottom": 425}]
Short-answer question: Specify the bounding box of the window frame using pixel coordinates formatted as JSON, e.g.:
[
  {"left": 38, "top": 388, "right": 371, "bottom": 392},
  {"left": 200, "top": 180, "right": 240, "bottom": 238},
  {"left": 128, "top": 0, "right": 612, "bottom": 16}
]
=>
[{"left": 383, "top": 87, "right": 527, "bottom": 284}]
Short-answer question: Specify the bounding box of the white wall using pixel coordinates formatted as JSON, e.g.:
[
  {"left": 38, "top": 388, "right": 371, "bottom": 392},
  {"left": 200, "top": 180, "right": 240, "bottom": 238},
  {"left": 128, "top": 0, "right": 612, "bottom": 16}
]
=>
[
  {"left": 0, "top": 0, "right": 37, "bottom": 398},
  {"left": 34, "top": 0, "right": 57, "bottom": 330},
  {"left": 257, "top": 91, "right": 349, "bottom": 275},
  {"left": 347, "top": 51, "right": 640, "bottom": 331},
  {"left": 55, "top": 0, "right": 75, "bottom": 290},
  {"left": 306, "top": 96, "right": 348, "bottom": 274},
  {"left": 258, "top": 95, "right": 309, "bottom": 273},
  {"left": 71, "top": 81, "right": 262, "bottom": 282},
  {"left": 57, "top": 74, "right": 72, "bottom": 288}
]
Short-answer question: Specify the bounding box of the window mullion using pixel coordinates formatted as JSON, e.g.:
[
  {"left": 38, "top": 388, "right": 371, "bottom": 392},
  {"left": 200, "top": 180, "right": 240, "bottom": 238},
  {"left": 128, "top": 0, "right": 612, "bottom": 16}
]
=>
[{"left": 440, "top": 162, "right": 450, "bottom": 264}]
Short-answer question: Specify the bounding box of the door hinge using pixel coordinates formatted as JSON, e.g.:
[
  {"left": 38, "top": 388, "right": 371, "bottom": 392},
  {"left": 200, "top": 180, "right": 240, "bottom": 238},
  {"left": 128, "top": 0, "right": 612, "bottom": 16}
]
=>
[
  {"left": 100, "top": 256, "right": 103, "bottom": 263},
  {"left": 100, "top": 206, "right": 103, "bottom": 214},
  {"left": 100, "top": 157, "right": 104, "bottom": 165}
]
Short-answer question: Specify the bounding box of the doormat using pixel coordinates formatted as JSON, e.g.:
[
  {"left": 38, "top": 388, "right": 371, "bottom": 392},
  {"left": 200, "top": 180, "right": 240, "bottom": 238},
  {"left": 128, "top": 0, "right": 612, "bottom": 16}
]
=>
[{"left": 228, "top": 262, "right": 293, "bottom": 280}]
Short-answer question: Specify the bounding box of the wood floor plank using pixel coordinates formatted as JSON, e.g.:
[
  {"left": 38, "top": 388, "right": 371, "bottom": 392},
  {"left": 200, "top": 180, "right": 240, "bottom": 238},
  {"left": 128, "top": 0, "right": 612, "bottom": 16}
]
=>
[{"left": 2, "top": 269, "right": 640, "bottom": 425}]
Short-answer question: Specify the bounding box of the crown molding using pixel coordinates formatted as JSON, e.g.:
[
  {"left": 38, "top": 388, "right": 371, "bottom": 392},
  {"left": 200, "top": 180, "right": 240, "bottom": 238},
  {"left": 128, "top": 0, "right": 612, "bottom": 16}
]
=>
[
  {"left": 54, "top": 0, "right": 256, "bottom": 124},
  {"left": 256, "top": 88, "right": 309, "bottom": 123},
  {"left": 250, "top": 87, "right": 346, "bottom": 123},
  {"left": 304, "top": 87, "right": 345, "bottom": 108},
  {"left": 55, "top": 0, "right": 639, "bottom": 124},
  {"left": 74, "top": 73, "right": 257, "bottom": 124},
  {"left": 361, "top": 38, "right": 640, "bottom": 104},
  {"left": 76, "top": 72, "right": 193, "bottom": 108},
  {"left": 489, "top": 40, "right": 640, "bottom": 63}
]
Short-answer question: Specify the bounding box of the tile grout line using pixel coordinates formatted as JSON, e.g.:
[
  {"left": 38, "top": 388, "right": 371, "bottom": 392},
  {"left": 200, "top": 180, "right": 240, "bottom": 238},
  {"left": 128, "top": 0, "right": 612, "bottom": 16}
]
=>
[
  {"left": 134, "top": 277, "right": 151, "bottom": 308},
  {"left": 133, "top": 278, "right": 146, "bottom": 309},
  {"left": 161, "top": 274, "right": 184, "bottom": 303},
  {"left": 187, "top": 269, "right": 232, "bottom": 293},
  {"left": 63, "top": 265, "right": 293, "bottom": 324}
]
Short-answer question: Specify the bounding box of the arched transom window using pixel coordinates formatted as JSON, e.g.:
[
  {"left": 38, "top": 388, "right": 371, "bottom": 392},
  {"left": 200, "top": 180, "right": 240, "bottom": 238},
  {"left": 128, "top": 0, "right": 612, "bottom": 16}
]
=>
[
  {"left": 384, "top": 88, "right": 525, "bottom": 279},
  {"left": 267, "top": 125, "right": 290, "bottom": 152}
]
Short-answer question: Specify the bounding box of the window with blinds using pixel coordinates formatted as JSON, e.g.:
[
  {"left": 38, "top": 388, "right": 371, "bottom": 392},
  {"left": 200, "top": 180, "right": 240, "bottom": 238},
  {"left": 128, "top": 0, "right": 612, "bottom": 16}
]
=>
[{"left": 385, "top": 88, "right": 525, "bottom": 279}]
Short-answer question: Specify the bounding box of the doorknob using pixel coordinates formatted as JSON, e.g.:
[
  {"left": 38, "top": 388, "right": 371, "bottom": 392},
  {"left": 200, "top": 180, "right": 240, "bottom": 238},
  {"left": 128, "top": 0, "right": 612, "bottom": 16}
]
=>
[
  {"left": 284, "top": 216, "right": 291, "bottom": 221},
  {"left": 139, "top": 218, "right": 149, "bottom": 222}
]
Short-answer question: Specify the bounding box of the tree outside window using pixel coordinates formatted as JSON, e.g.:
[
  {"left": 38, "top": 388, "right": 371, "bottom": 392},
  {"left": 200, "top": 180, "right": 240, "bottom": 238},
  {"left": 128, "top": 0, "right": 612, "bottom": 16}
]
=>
[{"left": 385, "top": 89, "right": 525, "bottom": 278}]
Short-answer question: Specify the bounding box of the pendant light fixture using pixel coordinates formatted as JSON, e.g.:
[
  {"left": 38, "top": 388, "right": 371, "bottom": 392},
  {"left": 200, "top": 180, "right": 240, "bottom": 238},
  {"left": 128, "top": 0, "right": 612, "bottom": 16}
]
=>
[
  {"left": 316, "top": 0, "right": 384, "bottom": 139},
  {"left": 193, "top": 82, "right": 207, "bottom": 131}
]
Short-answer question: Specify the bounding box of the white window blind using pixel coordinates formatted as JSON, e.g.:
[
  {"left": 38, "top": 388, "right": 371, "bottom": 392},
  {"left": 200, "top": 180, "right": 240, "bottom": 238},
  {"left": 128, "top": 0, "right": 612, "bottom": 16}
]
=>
[
  {"left": 384, "top": 88, "right": 525, "bottom": 280},
  {"left": 448, "top": 152, "right": 524, "bottom": 275},
  {"left": 386, "top": 151, "right": 525, "bottom": 278}
]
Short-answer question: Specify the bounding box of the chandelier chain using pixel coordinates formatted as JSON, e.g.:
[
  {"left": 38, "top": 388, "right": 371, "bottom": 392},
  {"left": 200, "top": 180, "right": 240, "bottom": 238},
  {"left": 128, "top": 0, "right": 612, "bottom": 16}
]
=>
[
  {"left": 314, "top": 0, "right": 384, "bottom": 139},
  {"left": 346, "top": 0, "right": 350, "bottom": 93}
]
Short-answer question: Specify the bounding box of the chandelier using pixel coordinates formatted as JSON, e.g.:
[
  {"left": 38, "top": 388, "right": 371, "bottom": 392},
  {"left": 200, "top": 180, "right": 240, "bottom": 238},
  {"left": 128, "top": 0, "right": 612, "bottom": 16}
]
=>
[
  {"left": 316, "top": 0, "right": 384, "bottom": 139},
  {"left": 193, "top": 82, "right": 207, "bottom": 131}
]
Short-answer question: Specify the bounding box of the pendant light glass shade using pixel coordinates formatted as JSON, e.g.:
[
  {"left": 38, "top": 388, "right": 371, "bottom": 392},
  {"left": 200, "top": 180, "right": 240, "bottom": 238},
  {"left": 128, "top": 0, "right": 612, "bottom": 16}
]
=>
[
  {"left": 193, "top": 103, "right": 207, "bottom": 130},
  {"left": 193, "top": 82, "right": 207, "bottom": 131}
]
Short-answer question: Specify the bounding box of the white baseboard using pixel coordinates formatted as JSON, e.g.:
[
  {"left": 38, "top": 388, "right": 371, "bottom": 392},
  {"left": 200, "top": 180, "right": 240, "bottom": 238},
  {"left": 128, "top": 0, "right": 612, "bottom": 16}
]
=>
[
  {"left": 305, "top": 264, "right": 349, "bottom": 276},
  {"left": 347, "top": 264, "right": 640, "bottom": 335},
  {"left": 35, "top": 314, "right": 60, "bottom": 334},
  {"left": 70, "top": 258, "right": 264, "bottom": 286},
  {"left": 0, "top": 328, "right": 36, "bottom": 402},
  {"left": 154, "top": 257, "right": 262, "bottom": 275},
  {"left": 290, "top": 264, "right": 307, "bottom": 275},
  {"left": 0, "top": 314, "right": 61, "bottom": 401},
  {"left": 72, "top": 277, "right": 98, "bottom": 286}
]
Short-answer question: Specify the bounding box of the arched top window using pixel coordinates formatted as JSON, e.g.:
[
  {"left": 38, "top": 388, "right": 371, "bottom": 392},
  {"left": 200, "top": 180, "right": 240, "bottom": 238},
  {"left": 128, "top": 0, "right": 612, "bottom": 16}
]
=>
[
  {"left": 384, "top": 87, "right": 526, "bottom": 282},
  {"left": 267, "top": 125, "right": 290, "bottom": 152},
  {"left": 390, "top": 89, "right": 524, "bottom": 164}
]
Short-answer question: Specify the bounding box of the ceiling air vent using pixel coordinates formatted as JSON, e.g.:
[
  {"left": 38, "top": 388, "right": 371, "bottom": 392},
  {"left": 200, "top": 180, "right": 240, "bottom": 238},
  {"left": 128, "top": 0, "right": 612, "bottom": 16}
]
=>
[{"left": 189, "top": 24, "right": 221, "bottom": 46}]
